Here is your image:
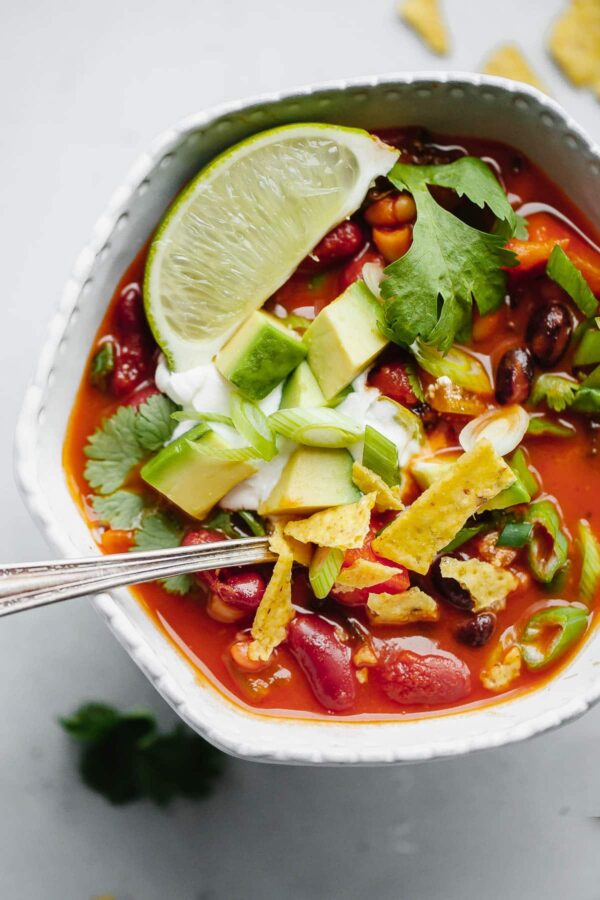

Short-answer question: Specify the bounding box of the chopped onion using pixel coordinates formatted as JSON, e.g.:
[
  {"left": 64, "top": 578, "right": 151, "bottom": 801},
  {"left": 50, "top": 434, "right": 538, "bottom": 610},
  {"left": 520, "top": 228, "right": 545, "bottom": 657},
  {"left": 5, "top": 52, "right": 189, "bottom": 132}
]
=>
[
  {"left": 269, "top": 408, "right": 363, "bottom": 448},
  {"left": 361, "top": 264, "right": 384, "bottom": 299},
  {"left": 459, "top": 405, "right": 529, "bottom": 457}
]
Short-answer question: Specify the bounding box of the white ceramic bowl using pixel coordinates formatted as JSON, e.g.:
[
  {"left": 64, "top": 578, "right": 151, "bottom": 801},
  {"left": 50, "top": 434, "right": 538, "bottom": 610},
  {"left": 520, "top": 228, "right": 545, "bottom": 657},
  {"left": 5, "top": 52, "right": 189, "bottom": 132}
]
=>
[{"left": 15, "top": 73, "right": 600, "bottom": 764}]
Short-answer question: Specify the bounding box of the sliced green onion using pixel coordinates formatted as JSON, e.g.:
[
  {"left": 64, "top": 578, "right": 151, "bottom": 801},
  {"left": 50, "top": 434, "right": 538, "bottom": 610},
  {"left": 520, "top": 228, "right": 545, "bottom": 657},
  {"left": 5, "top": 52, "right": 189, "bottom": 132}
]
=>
[
  {"left": 268, "top": 408, "right": 363, "bottom": 448},
  {"left": 525, "top": 499, "right": 570, "bottom": 583},
  {"left": 362, "top": 425, "right": 400, "bottom": 486},
  {"left": 280, "top": 313, "right": 312, "bottom": 332},
  {"left": 577, "top": 520, "right": 600, "bottom": 607},
  {"left": 530, "top": 373, "right": 578, "bottom": 412},
  {"left": 171, "top": 410, "right": 234, "bottom": 426},
  {"left": 90, "top": 341, "right": 115, "bottom": 387},
  {"left": 497, "top": 521, "right": 532, "bottom": 548},
  {"left": 326, "top": 384, "right": 354, "bottom": 408},
  {"left": 574, "top": 328, "right": 600, "bottom": 367},
  {"left": 309, "top": 546, "right": 344, "bottom": 599},
  {"left": 405, "top": 360, "right": 424, "bottom": 402},
  {"left": 546, "top": 244, "right": 598, "bottom": 317},
  {"left": 230, "top": 392, "right": 277, "bottom": 460},
  {"left": 201, "top": 509, "right": 242, "bottom": 538},
  {"left": 571, "top": 387, "right": 600, "bottom": 413},
  {"left": 442, "top": 524, "right": 484, "bottom": 553},
  {"left": 509, "top": 448, "right": 539, "bottom": 498},
  {"left": 411, "top": 341, "right": 491, "bottom": 394},
  {"left": 188, "top": 442, "right": 260, "bottom": 461},
  {"left": 520, "top": 605, "right": 589, "bottom": 670},
  {"left": 237, "top": 510, "right": 267, "bottom": 537},
  {"left": 527, "top": 416, "right": 575, "bottom": 438},
  {"left": 387, "top": 399, "right": 425, "bottom": 445}
]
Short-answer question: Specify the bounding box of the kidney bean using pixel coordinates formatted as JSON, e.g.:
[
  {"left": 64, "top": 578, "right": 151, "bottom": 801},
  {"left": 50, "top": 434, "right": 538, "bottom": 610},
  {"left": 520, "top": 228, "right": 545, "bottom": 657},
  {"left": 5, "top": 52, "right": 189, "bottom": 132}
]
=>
[
  {"left": 287, "top": 615, "right": 356, "bottom": 712},
  {"left": 495, "top": 346, "right": 534, "bottom": 405},
  {"left": 525, "top": 302, "right": 572, "bottom": 367},
  {"left": 369, "top": 360, "right": 421, "bottom": 407},
  {"left": 430, "top": 557, "right": 472, "bottom": 610},
  {"left": 218, "top": 572, "right": 266, "bottom": 611},
  {"left": 455, "top": 612, "right": 496, "bottom": 647},
  {"left": 115, "top": 283, "right": 145, "bottom": 335},
  {"left": 124, "top": 383, "right": 161, "bottom": 409},
  {"left": 309, "top": 221, "right": 365, "bottom": 268},
  {"left": 375, "top": 645, "right": 471, "bottom": 705}
]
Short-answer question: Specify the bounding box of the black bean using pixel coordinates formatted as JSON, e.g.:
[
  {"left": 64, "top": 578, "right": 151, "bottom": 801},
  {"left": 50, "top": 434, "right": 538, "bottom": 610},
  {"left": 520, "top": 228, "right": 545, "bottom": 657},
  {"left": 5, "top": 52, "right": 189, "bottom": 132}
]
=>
[
  {"left": 495, "top": 346, "right": 534, "bottom": 405},
  {"left": 430, "top": 557, "right": 472, "bottom": 610},
  {"left": 526, "top": 303, "right": 572, "bottom": 367},
  {"left": 455, "top": 612, "right": 496, "bottom": 647}
]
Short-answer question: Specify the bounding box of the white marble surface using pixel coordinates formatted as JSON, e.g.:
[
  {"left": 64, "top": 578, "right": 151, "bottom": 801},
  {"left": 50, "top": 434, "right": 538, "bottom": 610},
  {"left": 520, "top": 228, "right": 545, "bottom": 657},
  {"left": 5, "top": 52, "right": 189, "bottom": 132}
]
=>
[{"left": 1, "top": 0, "right": 599, "bottom": 896}]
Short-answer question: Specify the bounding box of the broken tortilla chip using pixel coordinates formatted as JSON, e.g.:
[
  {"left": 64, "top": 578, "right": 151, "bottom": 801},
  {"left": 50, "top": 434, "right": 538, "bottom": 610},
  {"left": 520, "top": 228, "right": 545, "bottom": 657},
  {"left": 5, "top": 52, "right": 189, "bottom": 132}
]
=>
[
  {"left": 399, "top": 0, "right": 449, "bottom": 55},
  {"left": 335, "top": 558, "right": 403, "bottom": 589},
  {"left": 284, "top": 493, "right": 377, "bottom": 550},
  {"left": 549, "top": 0, "right": 600, "bottom": 98},
  {"left": 248, "top": 549, "right": 295, "bottom": 662},
  {"left": 482, "top": 43, "right": 548, "bottom": 92},
  {"left": 269, "top": 519, "right": 313, "bottom": 567},
  {"left": 440, "top": 557, "right": 518, "bottom": 612},
  {"left": 352, "top": 462, "right": 404, "bottom": 512},
  {"left": 367, "top": 587, "right": 439, "bottom": 625},
  {"left": 372, "top": 441, "right": 515, "bottom": 574},
  {"left": 480, "top": 646, "right": 522, "bottom": 692}
]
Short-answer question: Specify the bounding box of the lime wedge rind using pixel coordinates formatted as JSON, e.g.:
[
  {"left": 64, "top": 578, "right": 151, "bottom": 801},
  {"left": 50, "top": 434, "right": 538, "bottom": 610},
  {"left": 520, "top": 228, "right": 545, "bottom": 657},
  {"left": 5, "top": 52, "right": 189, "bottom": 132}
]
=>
[{"left": 145, "top": 123, "right": 399, "bottom": 371}]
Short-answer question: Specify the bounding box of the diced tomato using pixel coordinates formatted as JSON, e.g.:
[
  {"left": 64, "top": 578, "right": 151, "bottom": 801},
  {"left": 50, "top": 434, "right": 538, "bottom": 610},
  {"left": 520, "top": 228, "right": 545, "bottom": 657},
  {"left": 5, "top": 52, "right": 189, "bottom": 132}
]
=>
[
  {"left": 303, "top": 221, "right": 366, "bottom": 272},
  {"left": 287, "top": 614, "right": 356, "bottom": 712},
  {"left": 331, "top": 529, "right": 410, "bottom": 606},
  {"left": 368, "top": 360, "right": 421, "bottom": 407},
  {"left": 124, "top": 383, "right": 160, "bottom": 408},
  {"left": 375, "top": 645, "right": 471, "bottom": 705},
  {"left": 339, "top": 247, "right": 385, "bottom": 291}
]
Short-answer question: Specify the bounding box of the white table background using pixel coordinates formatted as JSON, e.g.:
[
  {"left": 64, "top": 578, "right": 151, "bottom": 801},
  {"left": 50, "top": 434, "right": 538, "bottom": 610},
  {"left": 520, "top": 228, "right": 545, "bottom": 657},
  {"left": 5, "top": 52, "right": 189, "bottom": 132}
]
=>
[{"left": 1, "top": 0, "right": 599, "bottom": 896}]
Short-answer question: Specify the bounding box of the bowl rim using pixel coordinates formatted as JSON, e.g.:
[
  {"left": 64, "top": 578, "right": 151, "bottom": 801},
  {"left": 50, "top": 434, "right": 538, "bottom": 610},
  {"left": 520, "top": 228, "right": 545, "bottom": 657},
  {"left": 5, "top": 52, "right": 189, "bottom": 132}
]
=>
[{"left": 14, "top": 70, "right": 600, "bottom": 764}]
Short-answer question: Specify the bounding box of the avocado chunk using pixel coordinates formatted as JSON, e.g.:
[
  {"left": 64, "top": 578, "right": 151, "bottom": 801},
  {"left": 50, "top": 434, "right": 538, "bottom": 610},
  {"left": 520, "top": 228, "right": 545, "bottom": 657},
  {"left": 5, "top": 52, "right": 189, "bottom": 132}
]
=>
[
  {"left": 259, "top": 447, "right": 360, "bottom": 516},
  {"left": 411, "top": 452, "right": 531, "bottom": 511},
  {"left": 215, "top": 310, "right": 306, "bottom": 401},
  {"left": 280, "top": 361, "right": 325, "bottom": 409},
  {"left": 303, "top": 281, "right": 388, "bottom": 401},
  {"left": 141, "top": 424, "right": 257, "bottom": 519}
]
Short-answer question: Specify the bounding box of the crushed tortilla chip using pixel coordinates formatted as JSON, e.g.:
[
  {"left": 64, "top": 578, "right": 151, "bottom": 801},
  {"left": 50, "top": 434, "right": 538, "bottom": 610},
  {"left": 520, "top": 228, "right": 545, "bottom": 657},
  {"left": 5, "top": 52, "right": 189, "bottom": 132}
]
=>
[
  {"left": 283, "top": 493, "right": 377, "bottom": 550},
  {"left": 248, "top": 549, "right": 295, "bottom": 662},
  {"left": 335, "top": 558, "right": 403, "bottom": 589},
  {"left": 549, "top": 0, "right": 600, "bottom": 98},
  {"left": 440, "top": 557, "right": 519, "bottom": 612},
  {"left": 482, "top": 43, "right": 548, "bottom": 92},
  {"left": 352, "top": 462, "right": 404, "bottom": 512},
  {"left": 367, "top": 586, "right": 439, "bottom": 625},
  {"left": 372, "top": 441, "right": 515, "bottom": 574},
  {"left": 355, "top": 667, "right": 369, "bottom": 684},
  {"left": 480, "top": 646, "right": 522, "bottom": 692},
  {"left": 269, "top": 519, "right": 313, "bottom": 567},
  {"left": 398, "top": 0, "right": 449, "bottom": 55}
]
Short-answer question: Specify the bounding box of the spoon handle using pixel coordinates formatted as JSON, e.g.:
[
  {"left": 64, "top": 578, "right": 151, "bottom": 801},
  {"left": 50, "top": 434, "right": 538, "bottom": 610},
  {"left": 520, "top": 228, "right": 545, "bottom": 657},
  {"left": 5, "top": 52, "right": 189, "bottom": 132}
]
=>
[{"left": 0, "top": 537, "right": 274, "bottom": 617}]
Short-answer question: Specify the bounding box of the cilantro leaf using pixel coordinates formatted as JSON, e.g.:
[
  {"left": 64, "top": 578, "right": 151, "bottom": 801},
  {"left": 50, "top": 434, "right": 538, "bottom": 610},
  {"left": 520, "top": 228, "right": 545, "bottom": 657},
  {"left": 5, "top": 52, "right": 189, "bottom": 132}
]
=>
[
  {"left": 531, "top": 373, "right": 579, "bottom": 412},
  {"left": 381, "top": 157, "right": 519, "bottom": 351},
  {"left": 91, "top": 490, "right": 145, "bottom": 530},
  {"left": 133, "top": 511, "right": 183, "bottom": 551},
  {"left": 61, "top": 703, "right": 225, "bottom": 806},
  {"left": 135, "top": 394, "right": 178, "bottom": 451},
  {"left": 84, "top": 406, "right": 145, "bottom": 494},
  {"left": 547, "top": 244, "right": 598, "bottom": 317},
  {"left": 132, "top": 512, "right": 192, "bottom": 595}
]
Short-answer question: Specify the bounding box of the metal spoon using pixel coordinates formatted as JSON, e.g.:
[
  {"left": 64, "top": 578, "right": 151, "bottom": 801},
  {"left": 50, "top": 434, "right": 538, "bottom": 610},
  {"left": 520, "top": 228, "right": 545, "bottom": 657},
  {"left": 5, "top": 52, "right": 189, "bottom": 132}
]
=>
[{"left": 0, "top": 537, "right": 275, "bottom": 617}]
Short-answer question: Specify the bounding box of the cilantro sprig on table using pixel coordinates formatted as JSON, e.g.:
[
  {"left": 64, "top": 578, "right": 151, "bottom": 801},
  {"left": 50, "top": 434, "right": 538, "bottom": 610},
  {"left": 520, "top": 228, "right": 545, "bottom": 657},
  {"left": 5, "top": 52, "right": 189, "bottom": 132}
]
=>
[
  {"left": 380, "top": 157, "right": 521, "bottom": 351},
  {"left": 61, "top": 703, "right": 225, "bottom": 806}
]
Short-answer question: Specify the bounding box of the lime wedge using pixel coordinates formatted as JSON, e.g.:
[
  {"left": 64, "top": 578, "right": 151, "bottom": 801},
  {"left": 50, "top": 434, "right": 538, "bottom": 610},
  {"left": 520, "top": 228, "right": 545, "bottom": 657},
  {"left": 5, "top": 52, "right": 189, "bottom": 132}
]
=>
[{"left": 145, "top": 123, "right": 399, "bottom": 370}]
